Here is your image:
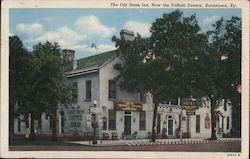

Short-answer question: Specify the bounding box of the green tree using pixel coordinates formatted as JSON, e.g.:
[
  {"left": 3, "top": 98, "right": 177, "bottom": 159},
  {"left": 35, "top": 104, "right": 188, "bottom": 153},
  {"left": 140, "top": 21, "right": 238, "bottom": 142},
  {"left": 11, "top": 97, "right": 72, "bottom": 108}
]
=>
[
  {"left": 207, "top": 17, "right": 241, "bottom": 137},
  {"left": 113, "top": 10, "right": 208, "bottom": 142},
  {"left": 9, "top": 35, "right": 31, "bottom": 140},
  {"left": 31, "top": 41, "right": 75, "bottom": 141}
]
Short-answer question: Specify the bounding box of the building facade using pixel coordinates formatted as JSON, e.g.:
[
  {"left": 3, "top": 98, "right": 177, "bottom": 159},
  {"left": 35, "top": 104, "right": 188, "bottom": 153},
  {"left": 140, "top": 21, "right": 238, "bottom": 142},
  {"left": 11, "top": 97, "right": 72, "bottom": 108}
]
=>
[{"left": 14, "top": 30, "right": 232, "bottom": 140}]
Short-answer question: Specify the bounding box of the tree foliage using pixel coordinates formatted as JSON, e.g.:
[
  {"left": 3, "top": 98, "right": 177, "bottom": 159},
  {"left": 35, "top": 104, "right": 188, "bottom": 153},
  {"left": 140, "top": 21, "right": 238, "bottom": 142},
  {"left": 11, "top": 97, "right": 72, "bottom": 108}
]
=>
[
  {"left": 113, "top": 10, "right": 241, "bottom": 141},
  {"left": 9, "top": 36, "right": 31, "bottom": 138},
  {"left": 9, "top": 38, "right": 76, "bottom": 140}
]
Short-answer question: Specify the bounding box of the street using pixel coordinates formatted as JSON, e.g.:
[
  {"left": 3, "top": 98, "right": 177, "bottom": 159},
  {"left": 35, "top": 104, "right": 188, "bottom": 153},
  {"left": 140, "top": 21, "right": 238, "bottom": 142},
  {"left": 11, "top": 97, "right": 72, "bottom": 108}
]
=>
[{"left": 9, "top": 141, "right": 241, "bottom": 152}]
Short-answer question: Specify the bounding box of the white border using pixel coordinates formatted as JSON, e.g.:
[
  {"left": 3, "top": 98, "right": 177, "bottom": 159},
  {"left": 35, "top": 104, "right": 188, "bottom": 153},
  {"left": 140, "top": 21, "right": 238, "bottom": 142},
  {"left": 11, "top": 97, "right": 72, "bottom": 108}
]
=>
[{"left": 1, "top": 0, "right": 249, "bottom": 158}]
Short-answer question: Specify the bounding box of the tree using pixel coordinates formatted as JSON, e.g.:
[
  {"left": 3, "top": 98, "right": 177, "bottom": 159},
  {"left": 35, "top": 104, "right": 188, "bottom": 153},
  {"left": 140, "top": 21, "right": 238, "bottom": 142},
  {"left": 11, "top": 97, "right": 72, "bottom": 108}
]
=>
[
  {"left": 207, "top": 17, "right": 241, "bottom": 137},
  {"left": 9, "top": 35, "right": 31, "bottom": 140},
  {"left": 113, "top": 10, "right": 208, "bottom": 142},
  {"left": 31, "top": 41, "right": 75, "bottom": 141}
]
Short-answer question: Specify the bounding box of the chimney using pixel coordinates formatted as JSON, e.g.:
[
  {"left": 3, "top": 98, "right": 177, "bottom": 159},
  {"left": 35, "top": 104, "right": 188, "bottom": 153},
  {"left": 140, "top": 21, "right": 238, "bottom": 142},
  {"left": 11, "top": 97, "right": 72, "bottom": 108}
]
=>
[
  {"left": 120, "top": 29, "right": 134, "bottom": 41},
  {"left": 62, "top": 49, "right": 77, "bottom": 70}
]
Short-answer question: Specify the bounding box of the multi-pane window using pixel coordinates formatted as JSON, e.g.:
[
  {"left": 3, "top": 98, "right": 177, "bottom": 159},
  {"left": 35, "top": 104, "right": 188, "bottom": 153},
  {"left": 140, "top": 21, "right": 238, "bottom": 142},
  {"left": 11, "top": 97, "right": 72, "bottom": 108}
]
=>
[
  {"left": 38, "top": 116, "right": 42, "bottom": 129},
  {"left": 18, "top": 116, "right": 21, "bottom": 132},
  {"left": 224, "top": 100, "right": 227, "bottom": 111},
  {"left": 108, "top": 109, "right": 116, "bottom": 130},
  {"left": 72, "top": 82, "right": 78, "bottom": 103},
  {"left": 103, "top": 117, "right": 107, "bottom": 130},
  {"left": 227, "top": 117, "right": 230, "bottom": 130},
  {"left": 109, "top": 80, "right": 116, "bottom": 99},
  {"left": 156, "top": 114, "right": 161, "bottom": 133},
  {"left": 25, "top": 114, "right": 29, "bottom": 128},
  {"left": 196, "top": 115, "right": 200, "bottom": 133},
  {"left": 139, "top": 111, "right": 146, "bottom": 130},
  {"left": 49, "top": 116, "right": 52, "bottom": 130},
  {"left": 86, "top": 80, "right": 91, "bottom": 100},
  {"left": 139, "top": 92, "right": 146, "bottom": 102}
]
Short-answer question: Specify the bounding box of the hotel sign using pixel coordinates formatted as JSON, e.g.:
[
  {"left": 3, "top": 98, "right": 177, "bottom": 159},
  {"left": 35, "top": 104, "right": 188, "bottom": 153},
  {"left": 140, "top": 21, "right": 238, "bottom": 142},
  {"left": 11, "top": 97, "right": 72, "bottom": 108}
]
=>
[
  {"left": 181, "top": 99, "right": 198, "bottom": 115},
  {"left": 114, "top": 102, "right": 143, "bottom": 111}
]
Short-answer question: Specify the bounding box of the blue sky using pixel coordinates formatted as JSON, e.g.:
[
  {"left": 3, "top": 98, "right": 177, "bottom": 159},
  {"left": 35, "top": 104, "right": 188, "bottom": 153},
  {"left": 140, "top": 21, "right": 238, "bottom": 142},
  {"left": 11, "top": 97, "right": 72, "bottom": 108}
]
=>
[{"left": 10, "top": 8, "right": 241, "bottom": 59}]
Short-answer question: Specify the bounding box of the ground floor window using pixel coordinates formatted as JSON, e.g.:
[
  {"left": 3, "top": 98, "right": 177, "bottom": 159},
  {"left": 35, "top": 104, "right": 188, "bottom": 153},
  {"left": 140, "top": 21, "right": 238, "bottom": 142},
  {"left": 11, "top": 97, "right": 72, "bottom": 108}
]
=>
[
  {"left": 139, "top": 111, "right": 146, "bottom": 130},
  {"left": 108, "top": 109, "right": 116, "bottom": 130},
  {"left": 196, "top": 115, "right": 200, "bottom": 133},
  {"left": 25, "top": 115, "right": 29, "bottom": 128},
  {"left": 38, "top": 116, "right": 42, "bottom": 129},
  {"left": 18, "top": 116, "right": 21, "bottom": 132},
  {"left": 103, "top": 117, "right": 107, "bottom": 130},
  {"left": 226, "top": 116, "right": 229, "bottom": 130},
  {"left": 156, "top": 114, "right": 161, "bottom": 133}
]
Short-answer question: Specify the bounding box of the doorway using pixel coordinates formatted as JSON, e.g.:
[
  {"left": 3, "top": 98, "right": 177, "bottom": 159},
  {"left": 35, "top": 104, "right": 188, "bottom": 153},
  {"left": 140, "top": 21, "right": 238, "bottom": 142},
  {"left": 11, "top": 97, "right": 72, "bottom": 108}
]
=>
[
  {"left": 168, "top": 115, "right": 174, "bottom": 136},
  {"left": 124, "top": 111, "right": 131, "bottom": 135}
]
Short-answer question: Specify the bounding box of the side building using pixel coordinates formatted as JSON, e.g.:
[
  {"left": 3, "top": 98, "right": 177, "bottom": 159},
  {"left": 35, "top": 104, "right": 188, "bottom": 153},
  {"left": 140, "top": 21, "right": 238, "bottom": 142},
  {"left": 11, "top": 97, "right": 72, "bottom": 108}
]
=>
[{"left": 14, "top": 30, "right": 233, "bottom": 140}]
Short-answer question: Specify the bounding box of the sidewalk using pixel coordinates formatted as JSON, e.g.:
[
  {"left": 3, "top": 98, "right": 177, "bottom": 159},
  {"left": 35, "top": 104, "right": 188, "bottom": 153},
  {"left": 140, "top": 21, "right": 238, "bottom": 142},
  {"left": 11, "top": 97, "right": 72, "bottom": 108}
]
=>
[{"left": 65, "top": 138, "right": 241, "bottom": 147}]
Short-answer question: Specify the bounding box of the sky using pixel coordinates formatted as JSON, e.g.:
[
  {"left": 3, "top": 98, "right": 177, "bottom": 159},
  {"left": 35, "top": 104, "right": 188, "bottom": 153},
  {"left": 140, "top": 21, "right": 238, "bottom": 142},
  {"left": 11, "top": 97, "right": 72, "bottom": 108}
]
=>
[{"left": 9, "top": 8, "right": 241, "bottom": 59}]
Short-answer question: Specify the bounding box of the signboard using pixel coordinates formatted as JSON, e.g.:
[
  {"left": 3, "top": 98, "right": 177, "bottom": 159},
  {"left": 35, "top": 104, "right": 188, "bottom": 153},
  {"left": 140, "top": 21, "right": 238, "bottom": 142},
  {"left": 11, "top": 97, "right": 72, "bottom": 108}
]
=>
[
  {"left": 181, "top": 99, "right": 198, "bottom": 115},
  {"left": 67, "top": 109, "right": 84, "bottom": 128},
  {"left": 114, "top": 102, "right": 143, "bottom": 111}
]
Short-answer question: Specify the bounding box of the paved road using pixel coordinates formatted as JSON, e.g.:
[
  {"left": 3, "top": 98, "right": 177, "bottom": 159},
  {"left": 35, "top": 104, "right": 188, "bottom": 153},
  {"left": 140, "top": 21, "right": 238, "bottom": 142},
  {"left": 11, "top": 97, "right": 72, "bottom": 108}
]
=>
[{"left": 9, "top": 141, "right": 241, "bottom": 152}]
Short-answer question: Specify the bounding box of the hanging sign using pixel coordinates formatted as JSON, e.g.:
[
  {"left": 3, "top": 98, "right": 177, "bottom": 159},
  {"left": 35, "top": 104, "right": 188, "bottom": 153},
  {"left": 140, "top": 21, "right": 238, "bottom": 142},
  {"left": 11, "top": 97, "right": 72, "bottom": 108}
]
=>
[
  {"left": 114, "top": 102, "right": 143, "bottom": 111},
  {"left": 181, "top": 98, "right": 198, "bottom": 115}
]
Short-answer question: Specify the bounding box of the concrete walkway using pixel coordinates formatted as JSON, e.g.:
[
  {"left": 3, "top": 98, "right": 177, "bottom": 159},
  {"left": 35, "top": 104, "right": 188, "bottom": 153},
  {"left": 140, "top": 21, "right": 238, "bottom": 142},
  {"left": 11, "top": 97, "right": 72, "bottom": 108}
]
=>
[{"left": 65, "top": 138, "right": 241, "bottom": 147}]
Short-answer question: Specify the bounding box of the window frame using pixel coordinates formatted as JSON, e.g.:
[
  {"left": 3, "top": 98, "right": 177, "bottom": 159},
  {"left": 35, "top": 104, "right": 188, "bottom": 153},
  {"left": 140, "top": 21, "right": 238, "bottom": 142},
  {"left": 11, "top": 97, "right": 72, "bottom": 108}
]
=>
[
  {"left": 196, "top": 115, "right": 200, "bottom": 133},
  {"left": 108, "top": 109, "right": 116, "bottom": 130},
  {"left": 139, "top": 111, "right": 146, "bottom": 130},
  {"left": 109, "top": 80, "right": 116, "bottom": 100},
  {"left": 85, "top": 80, "right": 92, "bottom": 100}
]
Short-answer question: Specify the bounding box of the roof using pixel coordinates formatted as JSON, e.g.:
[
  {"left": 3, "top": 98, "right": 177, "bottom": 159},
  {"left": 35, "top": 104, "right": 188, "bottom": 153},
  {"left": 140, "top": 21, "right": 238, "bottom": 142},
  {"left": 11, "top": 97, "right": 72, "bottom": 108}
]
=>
[{"left": 76, "top": 50, "right": 118, "bottom": 69}]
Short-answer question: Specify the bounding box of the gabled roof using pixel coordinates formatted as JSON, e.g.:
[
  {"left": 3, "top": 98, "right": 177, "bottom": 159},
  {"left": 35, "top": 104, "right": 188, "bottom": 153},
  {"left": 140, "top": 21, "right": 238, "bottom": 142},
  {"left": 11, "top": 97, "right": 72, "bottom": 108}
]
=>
[
  {"left": 76, "top": 50, "right": 118, "bottom": 69},
  {"left": 66, "top": 50, "right": 118, "bottom": 77}
]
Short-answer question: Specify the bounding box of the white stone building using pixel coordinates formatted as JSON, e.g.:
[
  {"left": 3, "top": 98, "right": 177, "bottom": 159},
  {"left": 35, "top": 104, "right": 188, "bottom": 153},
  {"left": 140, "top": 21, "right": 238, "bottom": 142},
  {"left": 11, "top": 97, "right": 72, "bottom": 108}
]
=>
[{"left": 14, "top": 30, "right": 232, "bottom": 140}]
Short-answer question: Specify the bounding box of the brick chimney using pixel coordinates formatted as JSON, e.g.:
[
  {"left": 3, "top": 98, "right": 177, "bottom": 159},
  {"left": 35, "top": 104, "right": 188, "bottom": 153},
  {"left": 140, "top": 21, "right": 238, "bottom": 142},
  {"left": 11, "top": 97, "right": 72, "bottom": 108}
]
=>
[
  {"left": 62, "top": 49, "right": 77, "bottom": 70},
  {"left": 120, "top": 29, "right": 134, "bottom": 41}
]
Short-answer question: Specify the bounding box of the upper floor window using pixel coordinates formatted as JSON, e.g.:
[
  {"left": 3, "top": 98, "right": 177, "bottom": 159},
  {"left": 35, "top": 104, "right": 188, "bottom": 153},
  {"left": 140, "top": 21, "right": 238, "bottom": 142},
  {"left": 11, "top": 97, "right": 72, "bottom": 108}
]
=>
[
  {"left": 72, "top": 81, "right": 78, "bottom": 103},
  {"left": 109, "top": 80, "right": 116, "bottom": 99},
  {"left": 86, "top": 80, "right": 91, "bottom": 100},
  {"left": 224, "top": 99, "right": 227, "bottom": 111},
  {"left": 139, "top": 92, "right": 146, "bottom": 102}
]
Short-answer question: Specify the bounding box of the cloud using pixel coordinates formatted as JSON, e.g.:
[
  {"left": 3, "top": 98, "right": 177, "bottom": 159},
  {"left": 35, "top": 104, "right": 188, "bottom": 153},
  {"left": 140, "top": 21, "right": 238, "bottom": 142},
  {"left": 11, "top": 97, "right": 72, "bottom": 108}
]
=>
[
  {"left": 26, "top": 26, "right": 87, "bottom": 48},
  {"left": 17, "top": 22, "right": 43, "bottom": 34},
  {"left": 123, "top": 21, "right": 151, "bottom": 37},
  {"left": 202, "top": 16, "right": 221, "bottom": 27},
  {"left": 75, "top": 15, "right": 116, "bottom": 38}
]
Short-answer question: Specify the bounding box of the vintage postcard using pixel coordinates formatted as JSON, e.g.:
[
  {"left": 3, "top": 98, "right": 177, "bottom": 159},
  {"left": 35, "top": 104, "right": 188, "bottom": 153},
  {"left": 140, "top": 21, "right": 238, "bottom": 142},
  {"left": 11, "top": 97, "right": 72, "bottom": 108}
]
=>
[{"left": 1, "top": 0, "right": 249, "bottom": 158}]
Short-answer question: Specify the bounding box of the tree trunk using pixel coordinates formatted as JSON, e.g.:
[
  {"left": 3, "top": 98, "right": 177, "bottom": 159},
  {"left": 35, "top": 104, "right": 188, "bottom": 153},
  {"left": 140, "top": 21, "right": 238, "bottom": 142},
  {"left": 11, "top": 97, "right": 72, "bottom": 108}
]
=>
[
  {"left": 151, "top": 96, "right": 159, "bottom": 142},
  {"left": 231, "top": 93, "right": 241, "bottom": 137},
  {"left": 51, "top": 109, "right": 58, "bottom": 141},
  {"left": 210, "top": 96, "right": 217, "bottom": 140},
  {"left": 29, "top": 112, "right": 35, "bottom": 140}
]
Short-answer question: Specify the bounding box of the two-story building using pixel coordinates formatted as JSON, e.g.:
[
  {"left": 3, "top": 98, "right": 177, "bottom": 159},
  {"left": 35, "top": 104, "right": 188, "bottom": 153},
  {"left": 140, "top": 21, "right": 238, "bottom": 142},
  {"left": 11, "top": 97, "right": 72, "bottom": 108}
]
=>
[{"left": 14, "top": 30, "right": 232, "bottom": 140}]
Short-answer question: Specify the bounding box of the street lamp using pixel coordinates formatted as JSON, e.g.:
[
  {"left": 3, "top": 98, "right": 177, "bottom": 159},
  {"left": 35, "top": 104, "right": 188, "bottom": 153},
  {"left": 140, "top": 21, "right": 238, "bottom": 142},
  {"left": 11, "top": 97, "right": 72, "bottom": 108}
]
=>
[{"left": 91, "top": 100, "right": 98, "bottom": 145}]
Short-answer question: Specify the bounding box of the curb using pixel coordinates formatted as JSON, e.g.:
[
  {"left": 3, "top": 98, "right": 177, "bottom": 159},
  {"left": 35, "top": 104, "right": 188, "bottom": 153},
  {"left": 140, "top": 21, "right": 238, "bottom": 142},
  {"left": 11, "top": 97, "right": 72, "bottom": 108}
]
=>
[{"left": 126, "top": 139, "right": 241, "bottom": 146}]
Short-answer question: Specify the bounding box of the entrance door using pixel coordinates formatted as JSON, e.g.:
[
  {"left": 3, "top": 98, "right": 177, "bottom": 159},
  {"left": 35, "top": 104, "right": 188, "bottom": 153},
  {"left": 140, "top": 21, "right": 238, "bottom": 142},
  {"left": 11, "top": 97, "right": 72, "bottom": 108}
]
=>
[
  {"left": 168, "top": 116, "right": 174, "bottom": 136},
  {"left": 124, "top": 111, "right": 131, "bottom": 135}
]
